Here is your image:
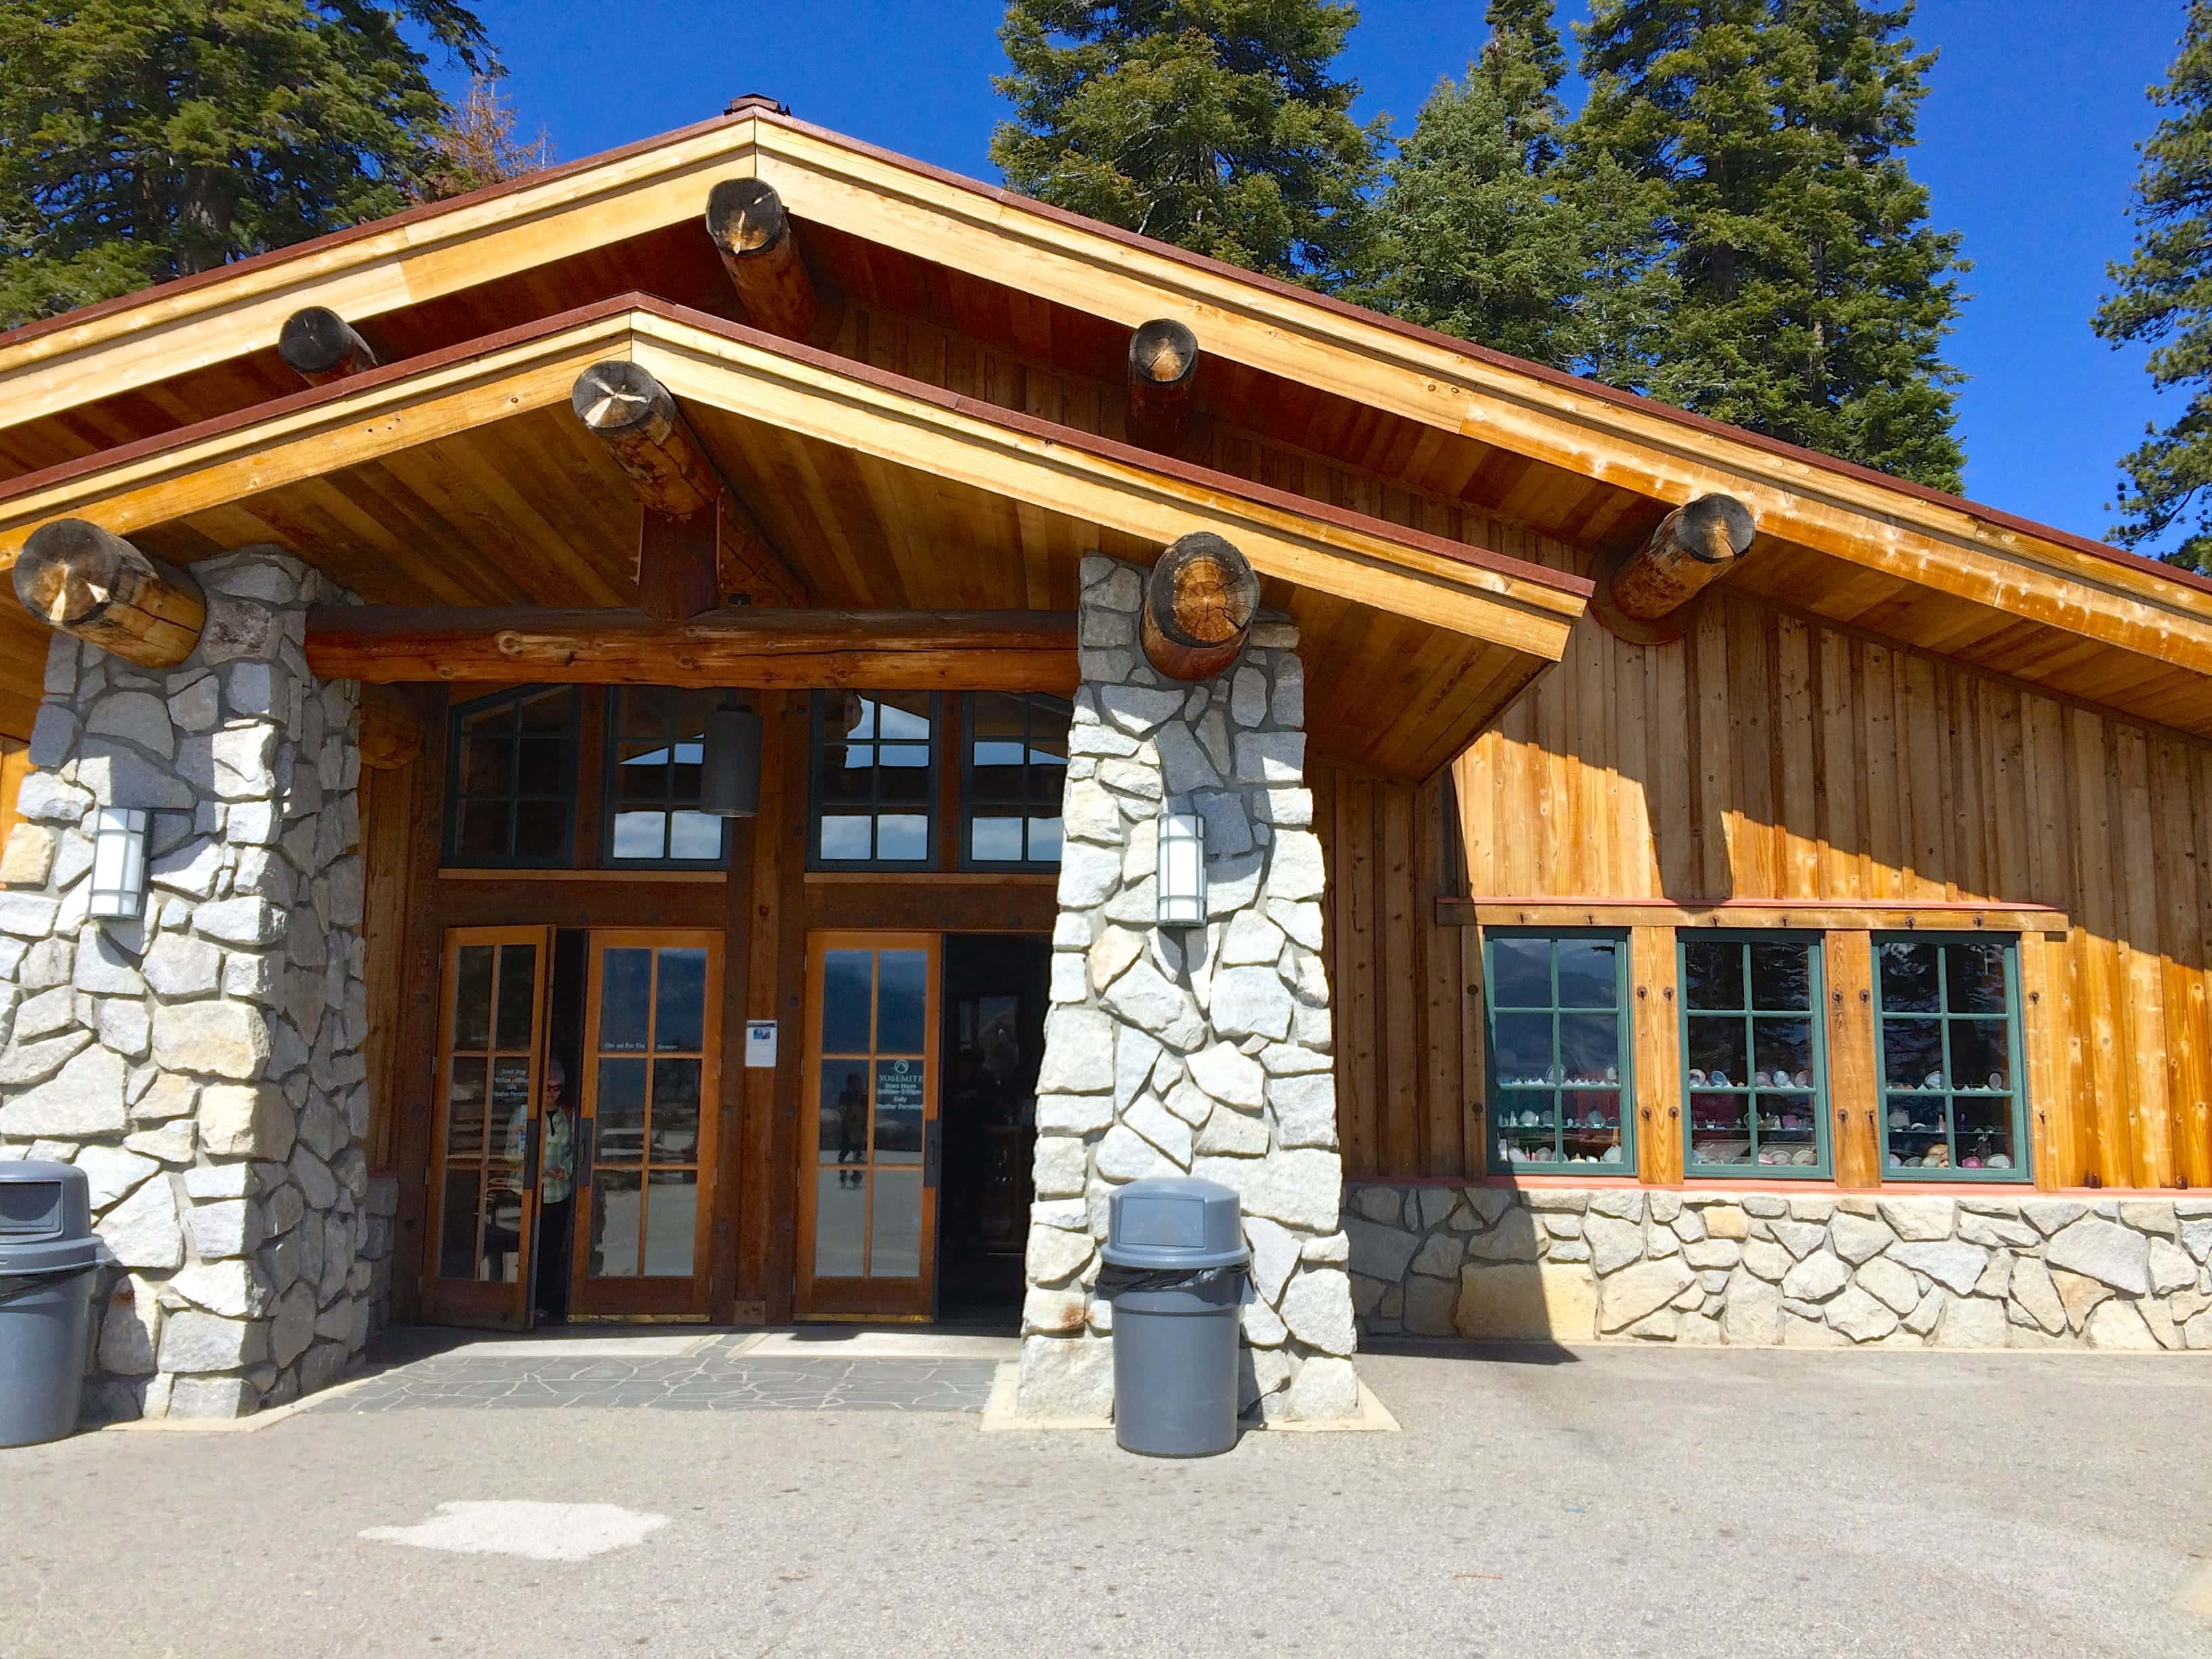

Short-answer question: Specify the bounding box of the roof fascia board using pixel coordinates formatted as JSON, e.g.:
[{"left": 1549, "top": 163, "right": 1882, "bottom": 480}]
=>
[
  {"left": 0, "top": 119, "right": 758, "bottom": 432},
  {"left": 0, "top": 300, "right": 1583, "bottom": 663}
]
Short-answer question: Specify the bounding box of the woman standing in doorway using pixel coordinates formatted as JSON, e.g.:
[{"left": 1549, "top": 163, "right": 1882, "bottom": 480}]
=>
[{"left": 534, "top": 1057, "right": 576, "bottom": 1324}]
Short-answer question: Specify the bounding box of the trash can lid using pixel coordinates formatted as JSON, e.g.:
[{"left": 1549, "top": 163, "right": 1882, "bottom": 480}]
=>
[
  {"left": 1099, "top": 1176, "right": 1250, "bottom": 1271},
  {"left": 0, "top": 1234, "right": 102, "bottom": 1278},
  {"left": 0, "top": 1161, "right": 97, "bottom": 1277}
]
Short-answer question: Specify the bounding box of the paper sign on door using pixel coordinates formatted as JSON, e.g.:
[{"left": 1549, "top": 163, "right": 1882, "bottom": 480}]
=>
[{"left": 744, "top": 1021, "right": 777, "bottom": 1068}]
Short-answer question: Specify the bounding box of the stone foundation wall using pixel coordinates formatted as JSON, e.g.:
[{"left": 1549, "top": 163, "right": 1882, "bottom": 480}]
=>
[
  {"left": 1017, "top": 554, "right": 1356, "bottom": 1422},
  {"left": 1347, "top": 1183, "right": 2212, "bottom": 1349},
  {"left": 0, "top": 550, "right": 382, "bottom": 1420}
]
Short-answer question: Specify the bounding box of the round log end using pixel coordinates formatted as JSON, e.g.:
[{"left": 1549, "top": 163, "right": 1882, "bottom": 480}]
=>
[
  {"left": 278, "top": 307, "right": 368, "bottom": 376},
  {"left": 1139, "top": 531, "right": 1259, "bottom": 682},
  {"left": 571, "top": 359, "right": 674, "bottom": 438},
  {"left": 706, "top": 178, "right": 791, "bottom": 258},
  {"left": 1677, "top": 493, "right": 1757, "bottom": 564},
  {"left": 16, "top": 518, "right": 133, "bottom": 626},
  {"left": 1129, "top": 319, "right": 1200, "bottom": 388}
]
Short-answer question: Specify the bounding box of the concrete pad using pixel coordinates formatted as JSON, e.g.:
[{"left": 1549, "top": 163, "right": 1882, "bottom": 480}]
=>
[
  {"left": 977, "top": 1361, "right": 1399, "bottom": 1433},
  {"left": 747, "top": 1329, "right": 1019, "bottom": 1360}
]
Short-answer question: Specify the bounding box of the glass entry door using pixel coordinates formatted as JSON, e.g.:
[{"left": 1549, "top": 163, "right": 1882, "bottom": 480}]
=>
[
  {"left": 798, "top": 933, "right": 940, "bottom": 1318},
  {"left": 424, "top": 926, "right": 552, "bottom": 1330},
  {"left": 570, "top": 930, "right": 723, "bottom": 1318}
]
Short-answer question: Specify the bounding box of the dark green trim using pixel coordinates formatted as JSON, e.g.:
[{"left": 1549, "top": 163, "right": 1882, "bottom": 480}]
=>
[
  {"left": 598, "top": 688, "right": 731, "bottom": 870},
  {"left": 958, "top": 691, "right": 1070, "bottom": 871},
  {"left": 1871, "top": 933, "right": 2031, "bottom": 1181},
  {"left": 1482, "top": 928, "right": 1634, "bottom": 1174},
  {"left": 1677, "top": 931, "right": 1832, "bottom": 1179},
  {"left": 806, "top": 691, "right": 941, "bottom": 871},
  {"left": 441, "top": 684, "right": 579, "bottom": 869}
]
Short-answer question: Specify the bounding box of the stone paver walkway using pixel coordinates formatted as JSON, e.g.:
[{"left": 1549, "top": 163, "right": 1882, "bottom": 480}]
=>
[{"left": 310, "top": 1330, "right": 1002, "bottom": 1414}]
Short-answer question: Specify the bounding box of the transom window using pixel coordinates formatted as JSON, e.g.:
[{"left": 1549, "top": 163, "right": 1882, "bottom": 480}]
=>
[
  {"left": 810, "top": 692, "right": 939, "bottom": 868},
  {"left": 444, "top": 686, "right": 577, "bottom": 867},
  {"left": 962, "top": 692, "right": 1069, "bottom": 868},
  {"left": 1485, "top": 931, "right": 1631, "bottom": 1171},
  {"left": 605, "top": 688, "right": 729, "bottom": 867},
  {"left": 1681, "top": 935, "right": 1829, "bottom": 1176},
  {"left": 1874, "top": 935, "right": 2028, "bottom": 1179}
]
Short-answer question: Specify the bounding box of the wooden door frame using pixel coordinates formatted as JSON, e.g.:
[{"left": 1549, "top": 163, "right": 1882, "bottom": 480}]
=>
[
  {"left": 796, "top": 930, "right": 941, "bottom": 1320},
  {"left": 569, "top": 927, "right": 725, "bottom": 1319},
  {"left": 419, "top": 924, "right": 553, "bottom": 1330}
]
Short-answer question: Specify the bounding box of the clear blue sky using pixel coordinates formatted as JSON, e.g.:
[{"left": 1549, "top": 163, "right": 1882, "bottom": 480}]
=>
[{"left": 435, "top": 0, "right": 2188, "bottom": 547}]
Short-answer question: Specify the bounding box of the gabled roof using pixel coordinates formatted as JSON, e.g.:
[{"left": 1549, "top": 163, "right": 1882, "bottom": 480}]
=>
[
  {"left": 0, "top": 295, "right": 1588, "bottom": 777},
  {"left": 3, "top": 104, "right": 2209, "bottom": 739}
]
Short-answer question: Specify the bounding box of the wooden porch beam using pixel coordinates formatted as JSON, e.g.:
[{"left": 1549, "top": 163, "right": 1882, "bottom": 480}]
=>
[
  {"left": 304, "top": 606, "right": 1078, "bottom": 691},
  {"left": 1140, "top": 531, "right": 1257, "bottom": 681},
  {"left": 1126, "top": 319, "right": 1199, "bottom": 453},
  {"left": 356, "top": 684, "right": 426, "bottom": 770},
  {"left": 278, "top": 306, "right": 379, "bottom": 385},
  {"left": 705, "top": 179, "right": 823, "bottom": 342},
  {"left": 12, "top": 518, "right": 205, "bottom": 668},
  {"left": 1593, "top": 493, "right": 1756, "bottom": 642},
  {"left": 569, "top": 359, "right": 803, "bottom": 614}
]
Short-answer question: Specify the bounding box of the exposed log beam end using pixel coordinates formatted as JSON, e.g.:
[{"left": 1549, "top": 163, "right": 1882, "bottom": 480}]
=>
[
  {"left": 13, "top": 519, "right": 206, "bottom": 669},
  {"left": 304, "top": 607, "right": 1077, "bottom": 693},
  {"left": 1592, "top": 493, "right": 1757, "bottom": 644},
  {"left": 356, "top": 683, "right": 426, "bottom": 771},
  {"left": 278, "top": 307, "right": 378, "bottom": 385},
  {"left": 570, "top": 359, "right": 803, "bottom": 613},
  {"left": 1139, "top": 531, "right": 1258, "bottom": 682},
  {"left": 1126, "top": 319, "right": 1200, "bottom": 453},
  {"left": 705, "top": 178, "right": 825, "bottom": 342}
]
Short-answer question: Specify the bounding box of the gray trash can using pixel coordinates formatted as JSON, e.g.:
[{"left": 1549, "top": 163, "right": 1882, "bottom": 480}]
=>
[
  {"left": 0, "top": 1162, "right": 102, "bottom": 1448},
  {"left": 1098, "top": 1176, "right": 1250, "bottom": 1458}
]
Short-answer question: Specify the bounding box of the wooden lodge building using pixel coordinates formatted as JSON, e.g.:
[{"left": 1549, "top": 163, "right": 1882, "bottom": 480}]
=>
[{"left": 1, "top": 99, "right": 2209, "bottom": 1422}]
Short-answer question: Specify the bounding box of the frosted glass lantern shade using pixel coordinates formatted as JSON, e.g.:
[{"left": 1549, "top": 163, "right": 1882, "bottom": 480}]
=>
[
  {"left": 87, "top": 806, "right": 148, "bottom": 920},
  {"left": 1156, "top": 808, "right": 1207, "bottom": 926}
]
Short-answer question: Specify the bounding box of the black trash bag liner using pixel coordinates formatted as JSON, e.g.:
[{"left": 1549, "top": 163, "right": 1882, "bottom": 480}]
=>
[{"left": 1095, "top": 1261, "right": 1249, "bottom": 1296}]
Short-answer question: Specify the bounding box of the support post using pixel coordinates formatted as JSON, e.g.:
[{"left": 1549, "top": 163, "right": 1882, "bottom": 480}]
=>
[
  {"left": 705, "top": 179, "right": 823, "bottom": 342},
  {"left": 569, "top": 359, "right": 801, "bottom": 615},
  {"left": 278, "top": 307, "right": 379, "bottom": 385},
  {"left": 12, "top": 519, "right": 206, "bottom": 668},
  {"left": 1139, "top": 531, "right": 1259, "bottom": 682},
  {"left": 1126, "top": 319, "right": 1200, "bottom": 452}
]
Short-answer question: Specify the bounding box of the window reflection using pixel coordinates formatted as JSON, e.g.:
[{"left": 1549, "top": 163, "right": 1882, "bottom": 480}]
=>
[{"left": 811, "top": 692, "right": 939, "bottom": 865}]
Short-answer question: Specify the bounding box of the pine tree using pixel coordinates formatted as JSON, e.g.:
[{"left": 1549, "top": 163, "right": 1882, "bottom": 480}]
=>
[
  {"left": 990, "top": 1, "right": 1383, "bottom": 284},
  {"left": 0, "top": 0, "right": 498, "bottom": 327},
  {"left": 1360, "top": 1, "right": 1587, "bottom": 365},
  {"left": 2094, "top": 1, "right": 2212, "bottom": 571},
  {"left": 1573, "top": 0, "right": 1969, "bottom": 490}
]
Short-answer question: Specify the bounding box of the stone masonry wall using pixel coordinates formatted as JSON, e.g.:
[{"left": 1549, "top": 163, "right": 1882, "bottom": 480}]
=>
[
  {"left": 1347, "top": 1183, "right": 2212, "bottom": 1349},
  {"left": 0, "top": 550, "right": 393, "bottom": 1421},
  {"left": 1016, "top": 554, "right": 1357, "bottom": 1422}
]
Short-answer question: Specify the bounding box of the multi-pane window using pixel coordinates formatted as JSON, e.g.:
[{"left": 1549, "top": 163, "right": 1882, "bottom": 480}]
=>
[
  {"left": 605, "top": 688, "right": 729, "bottom": 866},
  {"left": 1681, "top": 935, "right": 1828, "bottom": 1176},
  {"left": 1875, "top": 935, "right": 2028, "bottom": 1178},
  {"left": 962, "top": 692, "right": 1069, "bottom": 867},
  {"left": 445, "top": 687, "right": 577, "bottom": 866},
  {"left": 1486, "top": 932, "right": 1631, "bottom": 1170},
  {"left": 810, "top": 692, "right": 939, "bottom": 867}
]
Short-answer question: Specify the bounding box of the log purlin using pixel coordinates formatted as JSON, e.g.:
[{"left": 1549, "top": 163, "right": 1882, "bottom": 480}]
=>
[{"left": 303, "top": 605, "right": 1080, "bottom": 692}]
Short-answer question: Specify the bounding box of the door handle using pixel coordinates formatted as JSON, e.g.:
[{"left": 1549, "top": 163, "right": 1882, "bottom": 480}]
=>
[
  {"left": 575, "top": 1120, "right": 596, "bottom": 1190},
  {"left": 923, "top": 1119, "right": 941, "bottom": 1190}
]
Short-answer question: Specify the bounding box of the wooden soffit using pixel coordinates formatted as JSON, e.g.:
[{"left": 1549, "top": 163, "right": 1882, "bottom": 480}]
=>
[
  {"left": 5, "top": 106, "right": 2204, "bottom": 723},
  {"left": 0, "top": 298, "right": 1591, "bottom": 777}
]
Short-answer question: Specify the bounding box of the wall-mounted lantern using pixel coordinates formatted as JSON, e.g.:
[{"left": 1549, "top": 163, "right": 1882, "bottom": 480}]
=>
[
  {"left": 87, "top": 806, "right": 148, "bottom": 920},
  {"left": 699, "top": 698, "right": 763, "bottom": 817},
  {"left": 1156, "top": 806, "right": 1207, "bottom": 927}
]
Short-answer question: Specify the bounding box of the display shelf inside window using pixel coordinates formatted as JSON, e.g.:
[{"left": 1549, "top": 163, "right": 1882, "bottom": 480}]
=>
[
  {"left": 1680, "top": 936, "right": 1828, "bottom": 1176},
  {"left": 1875, "top": 937, "right": 2027, "bottom": 1177},
  {"left": 1486, "top": 933, "right": 1631, "bottom": 1170}
]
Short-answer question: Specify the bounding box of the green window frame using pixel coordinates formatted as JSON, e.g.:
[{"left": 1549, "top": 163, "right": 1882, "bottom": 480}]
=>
[
  {"left": 960, "top": 691, "right": 1069, "bottom": 870},
  {"left": 601, "top": 688, "right": 731, "bottom": 869},
  {"left": 1483, "top": 929, "right": 1633, "bottom": 1173},
  {"left": 808, "top": 691, "right": 940, "bottom": 869},
  {"left": 443, "top": 684, "right": 578, "bottom": 868},
  {"left": 1872, "top": 934, "right": 2030, "bottom": 1181},
  {"left": 1679, "top": 933, "right": 1830, "bottom": 1178}
]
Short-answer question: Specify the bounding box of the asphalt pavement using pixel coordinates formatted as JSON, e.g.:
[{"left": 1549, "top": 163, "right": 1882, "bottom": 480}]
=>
[{"left": 5, "top": 1339, "right": 2207, "bottom": 1658}]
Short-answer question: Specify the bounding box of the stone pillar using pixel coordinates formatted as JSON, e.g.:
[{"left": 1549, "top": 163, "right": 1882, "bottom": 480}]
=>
[
  {"left": 0, "top": 550, "right": 376, "bottom": 1421},
  {"left": 1015, "top": 554, "right": 1357, "bottom": 1422}
]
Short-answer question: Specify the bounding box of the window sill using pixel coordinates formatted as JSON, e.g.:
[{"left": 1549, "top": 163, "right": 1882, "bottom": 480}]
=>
[
  {"left": 438, "top": 867, "right": 726, "bottom": 884},
  {"left": 803, "top": 871, "right": 1059, "bottom": 885}
]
